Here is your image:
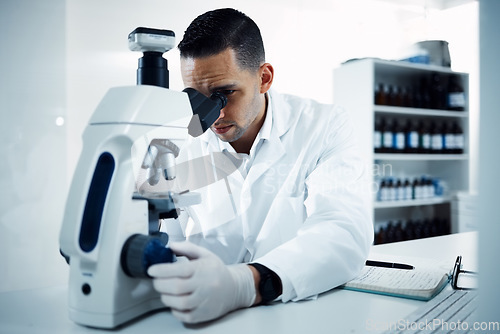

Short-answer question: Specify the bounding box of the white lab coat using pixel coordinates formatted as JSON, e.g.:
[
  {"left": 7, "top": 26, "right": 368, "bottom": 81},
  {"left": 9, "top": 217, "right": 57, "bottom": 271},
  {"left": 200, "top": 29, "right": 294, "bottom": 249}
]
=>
[{"left": 163, "top": 89, "right": 373, "bottom": 302}]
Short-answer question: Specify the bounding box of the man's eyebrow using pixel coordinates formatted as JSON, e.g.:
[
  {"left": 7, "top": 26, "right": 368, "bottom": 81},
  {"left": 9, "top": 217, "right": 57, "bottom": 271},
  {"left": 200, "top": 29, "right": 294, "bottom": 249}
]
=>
[{"left": 209, "top": 83, "right": 237, "bottom": 93}]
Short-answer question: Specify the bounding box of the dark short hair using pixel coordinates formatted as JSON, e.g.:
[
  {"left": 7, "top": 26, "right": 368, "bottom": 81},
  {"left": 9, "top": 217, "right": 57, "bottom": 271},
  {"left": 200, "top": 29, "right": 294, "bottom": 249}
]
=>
[{"left": 178, "top": 8, "right": 265, "bottom": 72}]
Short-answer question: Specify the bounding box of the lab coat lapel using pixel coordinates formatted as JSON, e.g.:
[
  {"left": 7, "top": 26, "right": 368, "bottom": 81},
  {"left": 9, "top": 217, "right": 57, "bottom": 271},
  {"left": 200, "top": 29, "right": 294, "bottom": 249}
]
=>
[
  {"left": 243, "top": 90, "right": 291, "bottom": 189},
  {"left": 241, "top": 91, "right": 292, "bottom": 255},
  {"left": 240, "top": 133, "right": 285, "bottom": 257},
  {"left": 244, "top": 130, "right": 285, "bottom": 187}
]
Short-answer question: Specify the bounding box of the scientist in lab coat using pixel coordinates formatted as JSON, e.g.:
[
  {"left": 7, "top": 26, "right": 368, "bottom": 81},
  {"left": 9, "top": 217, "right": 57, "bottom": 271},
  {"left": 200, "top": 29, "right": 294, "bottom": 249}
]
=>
[{"left": 148, "top": 7, "right": 373, "bottom": 324}]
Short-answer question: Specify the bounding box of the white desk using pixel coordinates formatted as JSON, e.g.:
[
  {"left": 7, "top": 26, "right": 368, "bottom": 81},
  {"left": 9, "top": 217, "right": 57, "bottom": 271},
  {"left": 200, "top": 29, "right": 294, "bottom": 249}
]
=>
[{"left": 0, "top": 232, "right": 477, "bottom": 334}]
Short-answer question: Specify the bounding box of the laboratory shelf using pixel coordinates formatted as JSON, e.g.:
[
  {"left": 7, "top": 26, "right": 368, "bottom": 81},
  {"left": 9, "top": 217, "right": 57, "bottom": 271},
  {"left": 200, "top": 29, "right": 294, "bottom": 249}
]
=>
[
  {"left": 373, "top": 196, "right": 453, "bottom": 209},
  {"left": 373, "top": 105, "right": 469, "bottom": 118},
  {"left": 368, "top": 58, "right": 461, "bottom": 74},
  {"left": 374, "top": 153, "right": 469, "bottom": 161}
]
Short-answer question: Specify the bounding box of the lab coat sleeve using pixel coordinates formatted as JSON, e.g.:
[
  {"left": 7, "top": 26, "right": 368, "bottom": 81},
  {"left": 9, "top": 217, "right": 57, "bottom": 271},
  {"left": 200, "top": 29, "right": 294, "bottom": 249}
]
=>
[{"left": 255, "top": 106, "right": 374, "bottom": 302}]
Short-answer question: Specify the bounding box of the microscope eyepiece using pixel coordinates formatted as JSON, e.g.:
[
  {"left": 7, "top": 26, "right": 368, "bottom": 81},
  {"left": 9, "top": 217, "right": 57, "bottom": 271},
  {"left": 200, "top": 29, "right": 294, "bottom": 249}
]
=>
[
  {"left": 184, "top": 88, "right": 227, "bottom": 137},
  {"left": 210, "top": 91, "right": 228, "bottom": 109}
]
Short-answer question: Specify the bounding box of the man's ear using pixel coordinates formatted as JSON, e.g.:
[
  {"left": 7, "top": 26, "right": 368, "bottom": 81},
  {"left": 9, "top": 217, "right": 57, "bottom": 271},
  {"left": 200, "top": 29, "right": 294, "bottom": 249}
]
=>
[{"left": 259, "top": 63, "right": 274, "bottom": 94}]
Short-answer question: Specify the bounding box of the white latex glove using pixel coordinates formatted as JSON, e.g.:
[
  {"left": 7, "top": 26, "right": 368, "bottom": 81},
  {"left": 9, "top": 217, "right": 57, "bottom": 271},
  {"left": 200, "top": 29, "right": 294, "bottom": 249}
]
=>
[{"left": 148, "top": 241, "right": 256, "bottom": 324}]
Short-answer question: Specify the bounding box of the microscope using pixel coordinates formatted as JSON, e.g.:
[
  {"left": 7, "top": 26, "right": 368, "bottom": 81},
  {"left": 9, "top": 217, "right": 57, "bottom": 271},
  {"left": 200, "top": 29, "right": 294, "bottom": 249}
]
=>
[{"left": 59, "top": 27, "right": 227, "bottom": 328}]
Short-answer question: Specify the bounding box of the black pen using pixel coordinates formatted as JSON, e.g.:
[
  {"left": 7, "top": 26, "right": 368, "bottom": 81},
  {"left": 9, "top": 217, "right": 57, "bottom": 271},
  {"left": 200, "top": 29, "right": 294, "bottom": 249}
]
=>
[{"left": 365, "top": 260, "right": 414, "bottom": 270}]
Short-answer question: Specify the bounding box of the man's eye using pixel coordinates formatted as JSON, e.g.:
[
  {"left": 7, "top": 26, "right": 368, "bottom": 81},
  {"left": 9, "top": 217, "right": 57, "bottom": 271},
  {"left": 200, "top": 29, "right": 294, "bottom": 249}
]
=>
[{"left": 220, "top": 90, "right": 235, "bottom": 96}]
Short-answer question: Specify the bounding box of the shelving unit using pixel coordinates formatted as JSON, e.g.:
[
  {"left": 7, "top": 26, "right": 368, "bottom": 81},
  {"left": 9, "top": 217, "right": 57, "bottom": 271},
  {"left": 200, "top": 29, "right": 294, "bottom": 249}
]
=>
[
  {"left": 374, "top": 153, "right": 469, "bottom": 161},
  {"left": 333, "top": 58, "right": 469, "bottom": 243},
  {"left": 374, "top": 105, "right": 469, "bottom": 118},
  {"left": 373, "top": 196, "right": 453, "bottom": 209}
]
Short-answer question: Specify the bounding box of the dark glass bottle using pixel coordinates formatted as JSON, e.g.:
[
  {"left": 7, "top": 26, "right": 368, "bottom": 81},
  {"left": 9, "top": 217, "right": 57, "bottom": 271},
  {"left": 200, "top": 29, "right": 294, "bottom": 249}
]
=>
[
  {"left": 427, "top": 178, "right": 434, "bottom": 198},
  {"left": 447, "top": 75, "right": 466, "bottom": 111},
  {"left": 412, "top": 178, "right": 419, "bottom": 199},
  {"left": 388, "top": 85, "right": 396, "bottom": 106},
  {"left": 431, "top": 218, "right": 440, "bottom": 237},
  {"left": 419, "top": 176, "right": 427, "bottom": 198},
  {"left": 452, "top": 121, "right": 465, "bottom": 154},
  {"left": 401, "top": 86, "right": 409, "bottom": 107},
  {"left": 404, "top": 220, "right": 415, "bottom": 241},
  {"left": 376, "top": 225, "right": 387, "bottom": 245},
  {"left": 442, "top": 218, "right": 451, "bottom": 235},
  {"left": 378, "top": 179, "right": 387, "bottom": 201},
  {"left": 394, "top": 221, "right": 405, "bottom": 242},
  {"left": 386, "top": 221, "right": 395, "bottom": 243},
  {"left": 422, "top": 218, "right": 432, "bottom": 238},
  {"left": 396, "top": 179, "right": 404, "bottom": 201},
  {"left": 413, "top": 220, "right": 423, "bottom": 239},
  {"left": 381, "top": 118, "right": 393, "bottom": 153},
  {"left": 403, "top": 179, "right": 412, "bottom": 200},
  {"left": 414, "top": 85, "right": 423, "bottom": 109},
  {"left": 374, "top": 118, "right": 382, "bottom": 153},
  {"left": 387, "top": 179, "right": 396, "bottom": 201},
  {"left": 405, "top": 120, "right": 419, "bottom": 153},
  {"left": 392, "top": 120, "right": 405, "bottom": 153},
  {"left": 393, "top": 86, "right": 403, "bottom": 107},
  {"left": 430, "top": 122, "right": 443, "bottom": 154},
  {"left": 418, "top": 121, "right": 431, "bottom": 154},
  {"left": 442, "top": 122, "right": 454, "bottom": 154},
  {"left": 375, "top": 83, "right": 386, "bottom": 105},
  {"left": 420, "top": 77, "right": 432, "bottom": 109},
  {"left": 430, "top": 72, "right": 446, "bottom": 110},
  {"left": 406, "top": 86, "right": 415, "bottom": 108}
]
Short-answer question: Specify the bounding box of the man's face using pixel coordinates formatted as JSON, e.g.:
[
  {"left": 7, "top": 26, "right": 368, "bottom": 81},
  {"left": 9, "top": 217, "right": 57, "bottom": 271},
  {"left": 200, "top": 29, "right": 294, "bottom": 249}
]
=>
[{"left": 180, "top": 48, "right": 267, "bottom": 146}]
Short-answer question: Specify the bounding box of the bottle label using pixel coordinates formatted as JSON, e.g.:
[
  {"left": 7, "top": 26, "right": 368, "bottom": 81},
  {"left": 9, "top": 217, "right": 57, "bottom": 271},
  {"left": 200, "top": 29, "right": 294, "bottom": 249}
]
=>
[
  {"left": 380, "top": 187, "right": 388, "bottom": 201},
  {"left": 455, "top": 134, "right": 465, "bottom": 149},
  {"left": 397, "top": 187, "right": 405, "bottom": 201},
  {"left": 374, "top": 131, "right": 381, "bottom": 149},
  {"left": 444, "top": 134, "right": 455, "bottom": 149},
  {"left": 429, "top": 184, "right": 435, "bottom": 198},
  {"left": 432, "top": 134, "right": 443, "bottom": 150},
  {"left": 448, "top": 92, "right": 466, "bottom": 108},
  {"left": 415, "top": 186, "right": 421, "bottom": 199},
  {"left": 422, "top": 134, "right": 431, "bottom": 149},
  {"left": 389, "top": 187, "right": 396, "bottom": 201},
  {"left": 394, "top": 132, "right": 405, "bottom": 150},
  {"left": 383, "top": 132, "right": 393, "bottom": 148},
  {"left": 407, "top": 131, "right": 419, "bottom": 148},
  {"left": 405, "top": 186, "right": 412, "bottom": 200}
]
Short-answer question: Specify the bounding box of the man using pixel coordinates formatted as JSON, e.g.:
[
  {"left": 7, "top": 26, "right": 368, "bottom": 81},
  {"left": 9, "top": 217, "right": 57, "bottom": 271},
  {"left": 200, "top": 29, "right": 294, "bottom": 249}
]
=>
[{"left": 148, "top": 8, "right": 373, "bottom": 324}]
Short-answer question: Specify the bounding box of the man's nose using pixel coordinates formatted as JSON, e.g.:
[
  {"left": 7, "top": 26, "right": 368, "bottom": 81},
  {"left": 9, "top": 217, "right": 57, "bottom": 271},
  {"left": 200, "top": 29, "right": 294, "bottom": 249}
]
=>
[{"left": 217, "top": 108, "right": 225, "bottom": 120}]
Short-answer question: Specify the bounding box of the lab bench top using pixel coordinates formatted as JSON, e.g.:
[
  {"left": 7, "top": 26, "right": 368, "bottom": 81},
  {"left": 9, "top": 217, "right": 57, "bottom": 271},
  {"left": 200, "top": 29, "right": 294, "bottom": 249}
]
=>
[{"left": 0, "top": 232, "right": 477, "bottom": 334}]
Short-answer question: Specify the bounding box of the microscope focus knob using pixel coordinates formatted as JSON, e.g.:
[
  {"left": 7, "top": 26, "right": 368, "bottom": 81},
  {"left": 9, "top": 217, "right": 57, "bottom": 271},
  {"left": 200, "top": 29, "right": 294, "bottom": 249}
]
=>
[{"left": 120, "top": 232, "right": 175, "bottom": 278}]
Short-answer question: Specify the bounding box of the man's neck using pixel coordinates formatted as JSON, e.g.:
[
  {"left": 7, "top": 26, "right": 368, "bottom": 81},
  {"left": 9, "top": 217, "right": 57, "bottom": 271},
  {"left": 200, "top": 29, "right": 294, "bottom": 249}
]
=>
[{"left": 230, "top": 94, "right": 268, "bottom": 155}]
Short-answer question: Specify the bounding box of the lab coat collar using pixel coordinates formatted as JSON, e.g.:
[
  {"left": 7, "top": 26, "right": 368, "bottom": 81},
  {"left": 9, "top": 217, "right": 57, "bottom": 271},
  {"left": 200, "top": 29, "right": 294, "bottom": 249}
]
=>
[
  {"left": 268, "top": 89, "right": 294, "bottom": 138},
  {"left": 258, "top": 92, "right": 272, "bottom": 141}
]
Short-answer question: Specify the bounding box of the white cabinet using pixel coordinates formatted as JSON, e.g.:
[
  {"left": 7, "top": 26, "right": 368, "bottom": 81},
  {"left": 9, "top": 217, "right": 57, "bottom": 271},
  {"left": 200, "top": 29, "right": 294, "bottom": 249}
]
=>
[{"left": 333, "top": 58, "right": 469, "bottom": 243}]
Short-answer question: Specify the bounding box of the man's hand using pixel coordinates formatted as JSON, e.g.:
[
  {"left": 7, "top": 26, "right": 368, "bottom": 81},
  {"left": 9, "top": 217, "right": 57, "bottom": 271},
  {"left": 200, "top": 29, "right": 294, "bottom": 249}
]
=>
[{"left": 148, "top": 241, "right": 256, "bottom": 324}]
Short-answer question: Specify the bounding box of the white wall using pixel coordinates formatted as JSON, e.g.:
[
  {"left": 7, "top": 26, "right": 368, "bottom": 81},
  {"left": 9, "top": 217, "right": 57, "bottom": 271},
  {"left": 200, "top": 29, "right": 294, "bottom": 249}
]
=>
[
  {"left": 0, "top": 0, "right": 69, "bottom": 292},
  {"left": 0, "top": 0, "right": 478, "bottom": 292}
]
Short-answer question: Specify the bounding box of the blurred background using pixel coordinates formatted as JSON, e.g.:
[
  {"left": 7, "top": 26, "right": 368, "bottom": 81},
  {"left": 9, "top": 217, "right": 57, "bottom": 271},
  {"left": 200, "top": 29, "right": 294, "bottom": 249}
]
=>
[{"left": 0, "top": 0, "right": 478, "bottom": 292}]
